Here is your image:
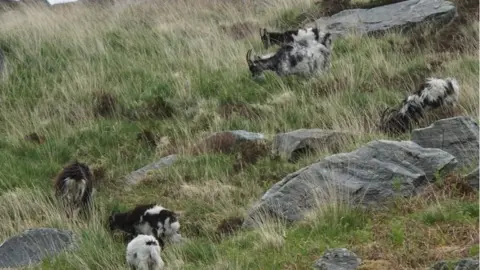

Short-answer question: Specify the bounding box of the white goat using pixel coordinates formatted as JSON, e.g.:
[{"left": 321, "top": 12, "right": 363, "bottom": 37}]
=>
[
  {"left": 109, "top": 203, "right": 183, "bottom": 248},
  {"left": 126, "top": 234, "right": 165, "bottom": 270},
  {"left": 378, "top": 77, "right": 460, "bottom": 134},
  {"left": 259, "top": 27, "right": 324, "bottom": 49},
  {"left": 247, "top": 32, "right": 332, "bottom": 80}
]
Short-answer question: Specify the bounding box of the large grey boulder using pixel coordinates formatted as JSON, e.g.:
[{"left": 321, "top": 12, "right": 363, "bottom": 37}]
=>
[
  {"left": 314, "top": 248, "right": 361, "bottom": 270},
  {"left": 125, "top": 154, "right": 177, "bottom": 185},
  {"left": 243, "top": 140, "right": 457, "bottom": 227},
  {"left": 411, "top": 116, "right": 479, "bottom": 170},
  {"left": 196, "top": 130, "right": 265, "bottom": 154},
  {"left": 0, "top": 228, "right": 76, "bottom": 268},
  {"left": 430, "top": 257, "right": 479, "bottom": 270},
  {"left": 272, "top": 129, "right": 354, "bottom": 162},
  {"left": 305, "top": 0, "right": 456, "bottom": 38}
]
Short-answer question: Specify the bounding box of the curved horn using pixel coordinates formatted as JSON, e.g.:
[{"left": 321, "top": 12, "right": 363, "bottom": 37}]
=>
[{"left": 246, "top": 49, "right": 253, "bottom": 65}]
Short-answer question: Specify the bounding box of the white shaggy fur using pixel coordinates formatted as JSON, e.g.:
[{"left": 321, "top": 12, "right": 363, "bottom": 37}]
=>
[
  {"left": 63, "top": 178, "right": 87, "bottom": 203},
  {"left": 126, "top": 235, "right": 164, "bottom": 270},
  {"left": 379, "top": 77, "right": 460, "bottom": 134},
  {"left": 247, "top": 33, "right": 332, "bottom": 80},
  {"left": 260, "top": 27, "right": 325, "bottom": 50}
]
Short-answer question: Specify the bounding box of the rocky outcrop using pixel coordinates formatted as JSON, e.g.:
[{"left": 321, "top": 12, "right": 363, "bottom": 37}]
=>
[
  {"left": 244, "top": 140, "right": 457, "bottom": 227},
  {"left": 464, "top": 167, "right": 479, "bottom": 191},
  {"left": 305, "top": 0, "right": 456, "bottom": 38},
  {"left": 411, "top": 116, "right": 479, "bottom": 170},
  {"left": 272, "top": 129, "right": 354, "bottom": 162},
  {"left": 314, "top": 248, "right": 361, "bottom": 270},
  {"left": 125, "top": 154, "right": 177, "bottom": 185},
  {"left": 0, "top": 228, "right": 77, "bottom": 268}
]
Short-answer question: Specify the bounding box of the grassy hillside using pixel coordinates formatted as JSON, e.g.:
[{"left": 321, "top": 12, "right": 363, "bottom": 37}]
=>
[{"left": 0, "top": 0, "right": 478, "bottom": 269}]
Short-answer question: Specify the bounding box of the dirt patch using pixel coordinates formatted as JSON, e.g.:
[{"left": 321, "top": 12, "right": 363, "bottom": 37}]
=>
[
  {"left": 93, "top": 91, "right": 118, "bottom": 118},
  {"left": 217, "top": 102, "right": 262, "bottom": 120},
  {"left": 136, "top": 129, "right": 157, "bottom": 148},
  {"left": 24, "top": 132, "right": 46, "bottom": 144},
  {"left": 216, "top": 216, "right": 244, "bottom": 236},
  {"left": 232, "top": 140, "right": 270, "bottom": 172}
]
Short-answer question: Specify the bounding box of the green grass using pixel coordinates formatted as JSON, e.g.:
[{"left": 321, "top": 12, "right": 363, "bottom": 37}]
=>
[{"left": 0, "top": 0, "right": 478, "bottom": 269}]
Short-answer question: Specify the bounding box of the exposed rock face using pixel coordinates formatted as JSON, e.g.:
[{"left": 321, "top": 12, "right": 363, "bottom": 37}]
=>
[
  {"left": 0, "top": 228, "right": 76, "bottom": 268},
  {"left": 430, "top": 257, "right": 480, "bottom": 270},
  {"left": 305, "top": 0, "right": 456, "bottom": 38},
  {"left": 314, "top": 248, "right": 361, "bottom": 270},
  {"left": 272, "top": 129, "right": 354, "bottom": 162},
  {"left": 125, "top": 154, "right": 177, "bottom": 185},
  {"left": 411, "top": 116, "right": 479, "bottom": 170},
  {"left": 244, "top": 140, "right": 457, "bottom": 227}
]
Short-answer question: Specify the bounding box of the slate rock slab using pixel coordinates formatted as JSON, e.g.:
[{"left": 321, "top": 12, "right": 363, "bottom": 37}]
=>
[
  {"left": 305, "top": 0, "right": 456, "bottom": 38},
  {"left": 411, "top": 116, "right": 479, "bottom": 169},
  {"left": 272, "top": 129, "right": 354, "bottom": 162},
  {"left": 243, "top": 140, "right": 457, "bottom": 227},
  {"left": 314, "top": 248, "right": 361, "bottom": 270},
  {"left": 125, "top": 154, "right": 177, "bottom": 185},
  {"left": 430, "top": 257, "right": 479, "bottom": 270},
  {"left": 0, "top": 228, "right": 76, "bottom": 268}
]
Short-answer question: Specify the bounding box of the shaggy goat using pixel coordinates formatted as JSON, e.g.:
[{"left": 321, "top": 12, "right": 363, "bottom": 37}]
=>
[
  {"left": 247, "top": 32, "right": 332, "bottom": 80},
  {"left": 378, "top": 77, "right": 460, "bottom": 135},
  {"left": 54, "top": 161, "right": 94, "bottom": 216},
  {"left": 109, "top": 204, "right": 183, "bottom": 248},
  {"left": 126, "top": 234, "right": 165, "bottom": 270},
  {"left": 260, "top": 27, "right": 322, "bottom": 49}
]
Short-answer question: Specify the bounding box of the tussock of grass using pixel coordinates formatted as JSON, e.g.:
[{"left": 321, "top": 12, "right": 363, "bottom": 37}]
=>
[{"left": 0, "top": 0, "right": 478, "bottom": 269}]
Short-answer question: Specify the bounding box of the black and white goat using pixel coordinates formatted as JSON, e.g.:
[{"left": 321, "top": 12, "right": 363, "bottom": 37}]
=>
[
  {"left": 378, "top": 77, "right": 460, "bottom": 135},
  {"left": 126, "top": 234, "right": 165, "bottom": 270},
  {"left": 247, "top": 32, "right": 332, "bottom": 81},
  {"left": 260, "top": 27, "right": 322, "bottom": 50},
  {"left": 109, "top": 204, "right": 183, "bottom": 248},
  {"left": 54, "top": 161, "right": 94, "bottom": 216}
]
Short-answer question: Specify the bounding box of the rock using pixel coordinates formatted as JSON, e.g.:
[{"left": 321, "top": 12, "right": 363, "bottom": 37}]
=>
[
  {"left": 45, "top": 0, "right": 79, "bottom": 6},
  {"left": 0, "top": 228, "right": 76, "bottom": 268},
  {"left": 411, "top": 116, "right": 479, "bottom": 170},
  {"left": 314, "top": 248, "right": 361, "bottom": 270},
  {"left": 464, "top": 167, "right": 479, "bottom": 191},
  {"left": 196, "top": 130, "right": 265, "bottom": 154},
  {"left": 125, "top": 154, "right": 177, "bottom": 185},
  {"left": 272, "top": 129, "right": 354, "bottom": 162},
  {"left": 430, "top": 257, "right": 479, "bottom": 270},
  {"left": 243, "top": 140, "right": 457, "bottom": 227},
  {"left": 305, "top": 0, "right": 456, "bottom": 39}
]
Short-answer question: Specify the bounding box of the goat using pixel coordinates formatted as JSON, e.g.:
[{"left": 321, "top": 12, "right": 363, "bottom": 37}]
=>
[
  {"left": 260, "top": 27, "right": 322, "bottom": 50},
  {"left": 54, "top": 161, "right": 94, "bottom": 217},
  {"left": 378, "top": 77, "right": 460, "bottom": 135},
  {"left": 126, "top": 234, "right": 165, "bottom": 270},
  {"left": 109, "top": 203, "right": 183, "bottom": 248},
  {"left": 247, "top": 32, "right": 332, "bottom": 81}
]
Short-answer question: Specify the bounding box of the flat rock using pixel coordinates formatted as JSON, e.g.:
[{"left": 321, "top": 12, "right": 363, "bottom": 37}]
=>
[
  {"left": 196, "top": 130, "right": 265, "bottom": 154},
  {"left": 305, "top": 0, "right": 456, "bottom": 38},
  {"left": 430, "top": 257, "right": 479, "bottom": 270},
  {"left": 411, "top": 116, "right": 479, "bottom": 170},
  {"left": 272, "top": 129, "right": 354, "bottom": 162},
  {"left": 314, "top": 248, "right": 361, "bottom": 270},
  {"left": 0, "top": 228, "right": 76, "bottom": 268},
  {"left": 243, "top": 140, "right": 457, "bottom": 227},
  {"left": 125, "top": 154, "right": 177, "bottom": 185}
]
